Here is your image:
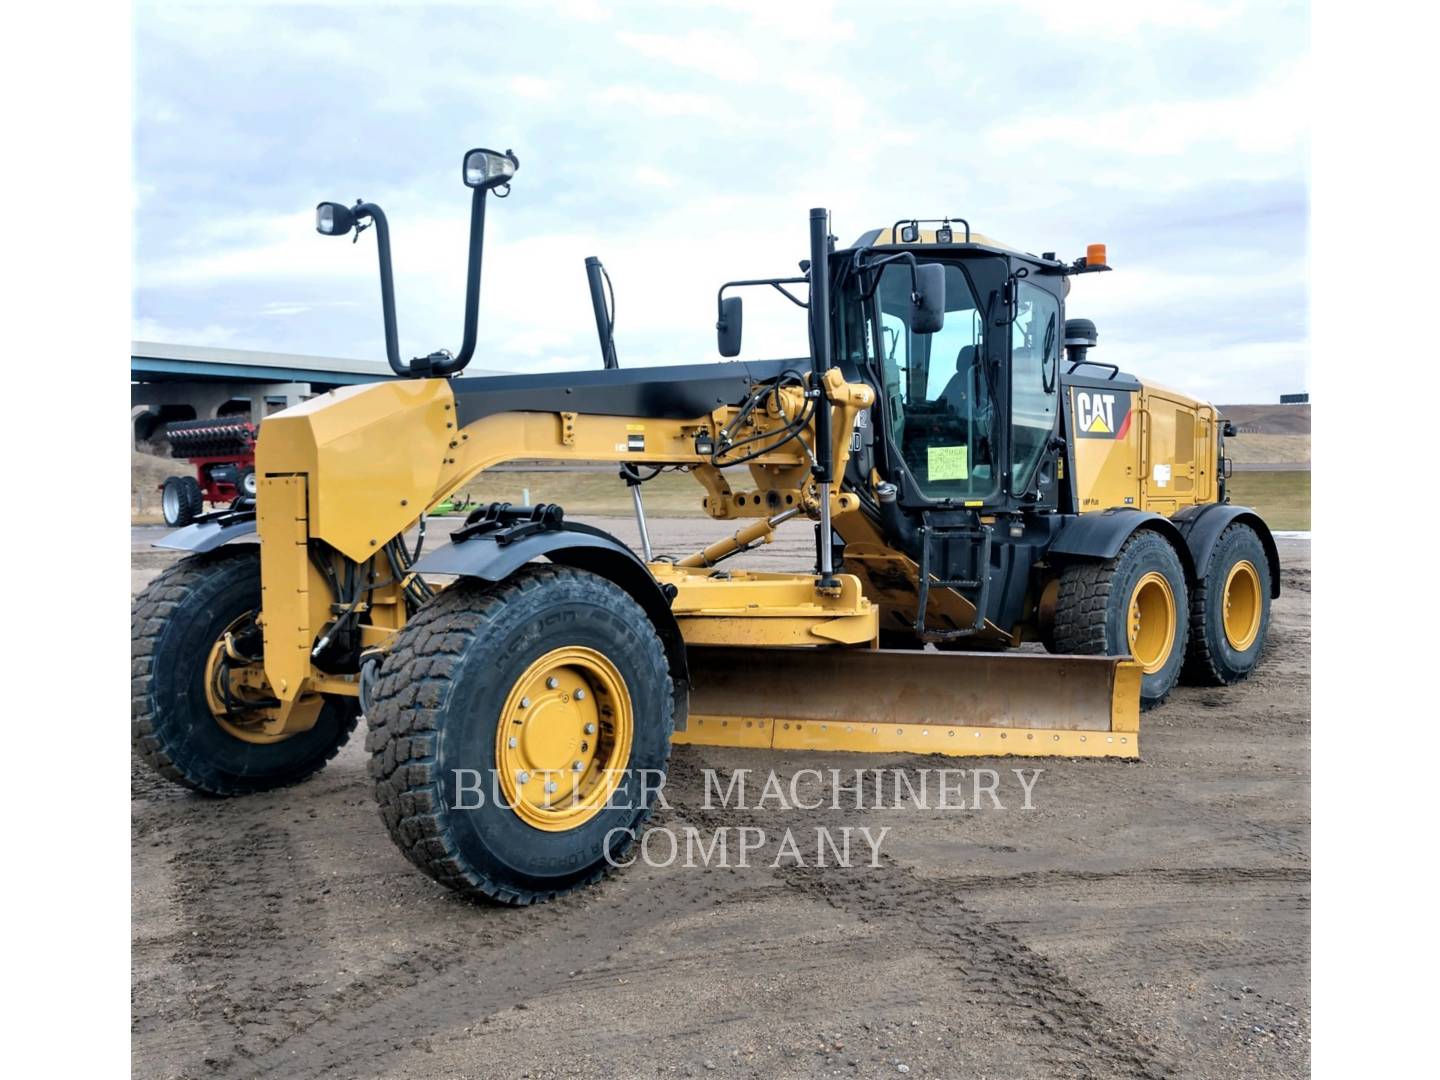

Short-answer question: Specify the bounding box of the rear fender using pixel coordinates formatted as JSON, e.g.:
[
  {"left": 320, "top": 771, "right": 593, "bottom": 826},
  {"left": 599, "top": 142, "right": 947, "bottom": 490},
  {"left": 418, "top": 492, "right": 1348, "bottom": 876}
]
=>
[
  {"left": 1049, "top": 508, "right": 1195, "bottom": 581},
  {"left": 1170, "top": 503, "right": 1281, "bottom": 598},
  {"left": 414, "top": 523, "right": 691, "bottom": 729}
]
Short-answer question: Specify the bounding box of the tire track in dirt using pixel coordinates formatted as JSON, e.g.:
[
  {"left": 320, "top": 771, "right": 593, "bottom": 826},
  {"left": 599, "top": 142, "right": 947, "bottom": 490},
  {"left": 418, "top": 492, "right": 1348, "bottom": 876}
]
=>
[
  {"left": 229, "top": 867, "right": 764, "bottom": 1076},
  {"left": 161, "top": 815, "right": 357, "bottom": 1071},
  {"left": 667, "top": 755, "right": 1176, "bottom": 1080}
]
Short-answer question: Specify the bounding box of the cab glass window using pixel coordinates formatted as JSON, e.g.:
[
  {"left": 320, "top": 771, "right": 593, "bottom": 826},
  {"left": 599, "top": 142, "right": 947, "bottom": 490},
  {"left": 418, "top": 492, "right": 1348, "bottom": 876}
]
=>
[
  {"left": 1010, "top": 281, "right": 1060, "bottom": 491},
  {"left": 874, "top": 262, "right": 998, "bottom": 502}
]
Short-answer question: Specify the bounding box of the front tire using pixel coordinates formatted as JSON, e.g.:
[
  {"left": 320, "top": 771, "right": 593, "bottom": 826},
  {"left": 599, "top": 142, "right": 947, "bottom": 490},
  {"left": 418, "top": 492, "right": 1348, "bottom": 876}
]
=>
[
  {"left": 366, "top": 565, "right": 674, "bottom": 905},
  {"left": 131, "top": 547, "right": 359, "bottom": 794},
  {"left": 1053, "top": 530, "right": 1190, "bottom": 710},
  {"left": 1182, "top": 523, "right": 1272, "bottom": 685}
]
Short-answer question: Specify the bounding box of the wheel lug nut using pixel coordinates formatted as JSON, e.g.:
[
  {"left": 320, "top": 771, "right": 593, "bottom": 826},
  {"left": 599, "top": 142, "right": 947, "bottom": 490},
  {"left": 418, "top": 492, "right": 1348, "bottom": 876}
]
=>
[
  {"left": 545, "top": 780, "right": 558, "bottom": 793},
  {"left": 546, "top": 677, "right": 559, "bottom": 689},
  {"left": 574, "top": 688, "right": 586, "bottom": 701},
  {"left": 520, "top": 697, "right": 531, "bottom": 709},
  {"left": 584, "top": 723, "right": 596, "bottom": 735},
  {"left": 517, "top": 771, "right": 530, "bottom": 785},
  {"left": 572, "top": 760, "right": 583, "bottom": 771},
  {"left": 508, "top": 737, "right": 518, "bottom": 749}
]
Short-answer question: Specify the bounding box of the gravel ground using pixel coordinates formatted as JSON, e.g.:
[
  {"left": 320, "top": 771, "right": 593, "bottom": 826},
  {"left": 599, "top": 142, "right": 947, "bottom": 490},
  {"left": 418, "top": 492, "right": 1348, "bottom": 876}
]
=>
[{"left": 132, "top": 519, "right": 1310, "bottom": 1079}]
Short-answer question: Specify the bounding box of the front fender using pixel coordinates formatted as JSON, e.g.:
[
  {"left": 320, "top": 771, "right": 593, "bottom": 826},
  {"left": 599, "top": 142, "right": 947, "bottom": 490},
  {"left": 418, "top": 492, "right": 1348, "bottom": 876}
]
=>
[
  {"left": 414, "top": 522, "right": 691, "bottom": 730},
  {"left": 152, "top": 514, "right": 257, "bottom": 553}
]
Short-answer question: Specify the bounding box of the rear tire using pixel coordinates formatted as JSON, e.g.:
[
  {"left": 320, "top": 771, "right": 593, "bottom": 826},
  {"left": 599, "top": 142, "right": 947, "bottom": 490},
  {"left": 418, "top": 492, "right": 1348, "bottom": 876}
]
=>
[
  {"left": 161, "top": 476, "right": 203, "bottom": 526},
  {"left": 1182, "top": 523, "right": 1272, "bottom": 685},
  {"left": 131, "top": 547, "right": 360, "bottom": 794},
  {"left": 1052, "top": 530, "right": 1189, "bottom": 710},
  {"left": 366, "top": 564, "right": 674, "bottom": 905}
]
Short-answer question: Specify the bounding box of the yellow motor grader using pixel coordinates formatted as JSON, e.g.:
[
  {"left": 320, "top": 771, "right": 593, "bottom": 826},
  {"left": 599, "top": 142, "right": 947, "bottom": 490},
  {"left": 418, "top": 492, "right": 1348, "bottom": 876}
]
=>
[{"left": 132, "top": 148, "right": 1277, "bottom": 904}]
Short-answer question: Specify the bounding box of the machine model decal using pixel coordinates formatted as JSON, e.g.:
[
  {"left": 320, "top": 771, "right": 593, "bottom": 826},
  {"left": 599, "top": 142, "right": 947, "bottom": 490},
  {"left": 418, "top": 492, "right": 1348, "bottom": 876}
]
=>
[{"left": 1072, "top": 388, "right": 1133, "bottom": 439}]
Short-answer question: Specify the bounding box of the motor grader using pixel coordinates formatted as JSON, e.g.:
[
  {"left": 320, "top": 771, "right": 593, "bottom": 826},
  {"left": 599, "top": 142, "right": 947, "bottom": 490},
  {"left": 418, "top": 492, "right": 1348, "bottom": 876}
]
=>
[{"left": 132, "top": 148, "right": 1278, "bottom": 904}]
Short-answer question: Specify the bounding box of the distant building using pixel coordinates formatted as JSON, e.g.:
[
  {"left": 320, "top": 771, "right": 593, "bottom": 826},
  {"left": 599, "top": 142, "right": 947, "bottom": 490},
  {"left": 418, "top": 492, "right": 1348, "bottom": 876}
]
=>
[
  {"left": 132, "top": 341, "right": 514, "bottom": 444},
  {"left": 1279, "top": 393, "right": 1309, "bottom": 404}
]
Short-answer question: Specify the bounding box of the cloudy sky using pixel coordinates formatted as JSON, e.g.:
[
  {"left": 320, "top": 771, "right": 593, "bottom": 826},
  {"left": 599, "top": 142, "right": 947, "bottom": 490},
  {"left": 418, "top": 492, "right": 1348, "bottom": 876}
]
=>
[{"left": 133, "top": 0, "right": 1307, "bottom": 403}]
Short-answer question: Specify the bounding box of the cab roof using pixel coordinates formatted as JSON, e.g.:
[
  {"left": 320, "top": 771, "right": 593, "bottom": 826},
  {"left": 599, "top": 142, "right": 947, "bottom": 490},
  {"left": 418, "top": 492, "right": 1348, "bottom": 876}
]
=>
[{"left": 845, "top": 226, "right": 1061, "bottom": 270}]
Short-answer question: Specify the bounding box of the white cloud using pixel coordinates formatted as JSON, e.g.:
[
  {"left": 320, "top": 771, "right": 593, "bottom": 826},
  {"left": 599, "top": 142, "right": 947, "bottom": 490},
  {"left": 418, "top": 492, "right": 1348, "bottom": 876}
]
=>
[
  {"left": 989, "top": 64, "right": 1308, "bottom": 161},
  {"left": 616, "top": 30, "right": 763, "bottom": 81},
  {"left": 133, "top": 1, "right": 1309, "bottom": 401},
  {"left": 132, "top": 316, "right": 240, "bottom": 347}
]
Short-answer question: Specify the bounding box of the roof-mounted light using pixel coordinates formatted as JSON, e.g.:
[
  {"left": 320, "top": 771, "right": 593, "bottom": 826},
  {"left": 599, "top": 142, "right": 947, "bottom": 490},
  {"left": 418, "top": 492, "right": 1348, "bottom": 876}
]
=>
[{"left": 463, "top": 147, "right": 519, "bottom": 191}]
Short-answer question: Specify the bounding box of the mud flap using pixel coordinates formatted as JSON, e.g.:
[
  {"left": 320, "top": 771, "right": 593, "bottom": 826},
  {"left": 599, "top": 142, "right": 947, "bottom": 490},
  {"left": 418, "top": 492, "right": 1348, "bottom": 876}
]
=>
[{"left": 675, "top": 647, "right": 1143, "bottom": 759}]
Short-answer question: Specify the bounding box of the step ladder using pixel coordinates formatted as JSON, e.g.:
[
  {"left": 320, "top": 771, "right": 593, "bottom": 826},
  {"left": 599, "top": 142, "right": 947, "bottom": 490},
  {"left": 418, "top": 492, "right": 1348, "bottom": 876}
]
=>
[{"left": 913, "top": 519, "right": 993, "bottom": 641}]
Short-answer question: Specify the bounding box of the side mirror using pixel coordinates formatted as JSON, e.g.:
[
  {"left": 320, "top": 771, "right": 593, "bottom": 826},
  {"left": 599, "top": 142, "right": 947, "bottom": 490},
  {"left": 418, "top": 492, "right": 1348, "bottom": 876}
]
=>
[
  {"left": 717, "top": 295, "right": 743, "bottom": 357},
  {"left": 911, "top": 263, "right": 946, "bottom": 334}
]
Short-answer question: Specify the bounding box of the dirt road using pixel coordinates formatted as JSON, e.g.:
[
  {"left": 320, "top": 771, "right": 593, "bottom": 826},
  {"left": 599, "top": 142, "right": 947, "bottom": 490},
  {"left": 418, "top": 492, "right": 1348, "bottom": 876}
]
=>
[{"left": 132, "top": 520, "right": 1310, "bottom": 1079}]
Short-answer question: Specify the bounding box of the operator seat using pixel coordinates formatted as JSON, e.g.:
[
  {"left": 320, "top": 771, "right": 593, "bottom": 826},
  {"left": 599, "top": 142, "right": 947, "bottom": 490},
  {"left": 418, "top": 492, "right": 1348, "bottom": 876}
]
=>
[{"left": 940, "top": 345, "right": 979, "bottom": 413}]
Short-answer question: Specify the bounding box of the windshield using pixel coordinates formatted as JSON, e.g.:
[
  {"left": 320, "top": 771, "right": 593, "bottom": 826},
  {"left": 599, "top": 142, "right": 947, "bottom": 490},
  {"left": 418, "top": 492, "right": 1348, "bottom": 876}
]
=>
[{"left": 858, "top": 261, "right": 998, "bottom": 502}]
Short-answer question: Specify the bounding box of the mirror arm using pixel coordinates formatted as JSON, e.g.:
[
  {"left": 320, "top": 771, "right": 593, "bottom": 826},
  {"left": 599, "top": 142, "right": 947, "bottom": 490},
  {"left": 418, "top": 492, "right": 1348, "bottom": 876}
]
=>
[
  {"left": 434, "top": 183, "right": 488, "bottom": 377},
  {"left": 854, "top": 251, "right": 921, "bottom": 302},
  {"left": 358, "top": 184, "right": 489, "bottom": 379},
  {"left": 716, "top": 276, "right": 810, "bottom": 310},
  {"left": 354, "top": 202, "right": 412, "bottom": 377}
]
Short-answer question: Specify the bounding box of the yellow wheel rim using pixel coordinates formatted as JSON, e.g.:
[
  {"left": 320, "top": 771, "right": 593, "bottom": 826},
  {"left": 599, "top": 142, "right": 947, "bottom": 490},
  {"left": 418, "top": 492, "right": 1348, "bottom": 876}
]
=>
[
  {"left": 202, "top": 614, "right": 305, "bottom": 744},
  {"left": 495, "top": 646, "right": 634, "bottom": 832},
  {"left": 1222, "top": 560, "right": 1262, "bottom": 651},
  {"left": 1127, "top": 571, "right": 1176, "bottom": 674}
]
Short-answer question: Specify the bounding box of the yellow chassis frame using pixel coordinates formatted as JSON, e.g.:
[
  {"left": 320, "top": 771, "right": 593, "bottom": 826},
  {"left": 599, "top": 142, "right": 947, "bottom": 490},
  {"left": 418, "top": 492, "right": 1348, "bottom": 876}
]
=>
[{"left": 237, "top": 368, "right": 1143, "bottom": 758}]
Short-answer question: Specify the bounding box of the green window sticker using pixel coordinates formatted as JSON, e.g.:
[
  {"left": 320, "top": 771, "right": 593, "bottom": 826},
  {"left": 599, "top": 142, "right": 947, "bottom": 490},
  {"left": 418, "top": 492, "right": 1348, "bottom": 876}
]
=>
[{"left": 928, "top": 445, "right": 969, "bottom": 480}]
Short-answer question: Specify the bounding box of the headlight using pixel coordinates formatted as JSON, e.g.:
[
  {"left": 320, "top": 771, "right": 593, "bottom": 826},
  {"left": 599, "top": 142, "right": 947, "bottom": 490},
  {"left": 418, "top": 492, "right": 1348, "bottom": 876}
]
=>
[
  {"left": 463, "top": 147, "right": 519, "bottom": 189},
  {"left": 315, "top": 201, "right": 355, "bottom": 236}
]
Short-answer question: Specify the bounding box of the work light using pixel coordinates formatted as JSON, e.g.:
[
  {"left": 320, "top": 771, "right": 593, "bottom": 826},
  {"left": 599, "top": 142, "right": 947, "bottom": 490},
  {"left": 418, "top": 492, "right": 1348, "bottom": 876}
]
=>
[
  {"left": 463, "top": 148, "right": 519, "bottom": 190},
  {"left": 315, "top": 201, "right": 356, "bottom": 237}
]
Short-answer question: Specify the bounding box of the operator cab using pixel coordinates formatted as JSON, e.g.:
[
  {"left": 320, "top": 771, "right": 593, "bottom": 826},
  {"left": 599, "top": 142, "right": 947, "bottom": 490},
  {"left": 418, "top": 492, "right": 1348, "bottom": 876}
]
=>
[{"left": 833, "top": 221, "right": 1104, "bottom": 517}]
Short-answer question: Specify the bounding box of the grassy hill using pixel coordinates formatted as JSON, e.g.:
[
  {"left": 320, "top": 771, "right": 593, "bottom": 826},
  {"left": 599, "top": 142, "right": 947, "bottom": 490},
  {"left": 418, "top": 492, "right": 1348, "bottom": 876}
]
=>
[{"left": 1216, "top": 403, "right": 1311, "bottom": 435}]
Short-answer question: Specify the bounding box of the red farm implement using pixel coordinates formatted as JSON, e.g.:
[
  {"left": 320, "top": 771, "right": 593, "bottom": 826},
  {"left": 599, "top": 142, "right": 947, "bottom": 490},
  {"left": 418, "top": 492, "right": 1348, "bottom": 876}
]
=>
[{"left": 158, "top": 417, "right": 257, "bottom": 526}]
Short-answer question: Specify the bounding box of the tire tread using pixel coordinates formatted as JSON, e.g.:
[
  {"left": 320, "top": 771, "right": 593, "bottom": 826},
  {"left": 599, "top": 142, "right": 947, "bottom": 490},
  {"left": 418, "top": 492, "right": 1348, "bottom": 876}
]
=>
[
  {"left": 365, "top": 564, "right": 673, "bottom": 905},
  {"left": 131, "top": 547, "right": 358, "bottom": 795}
]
